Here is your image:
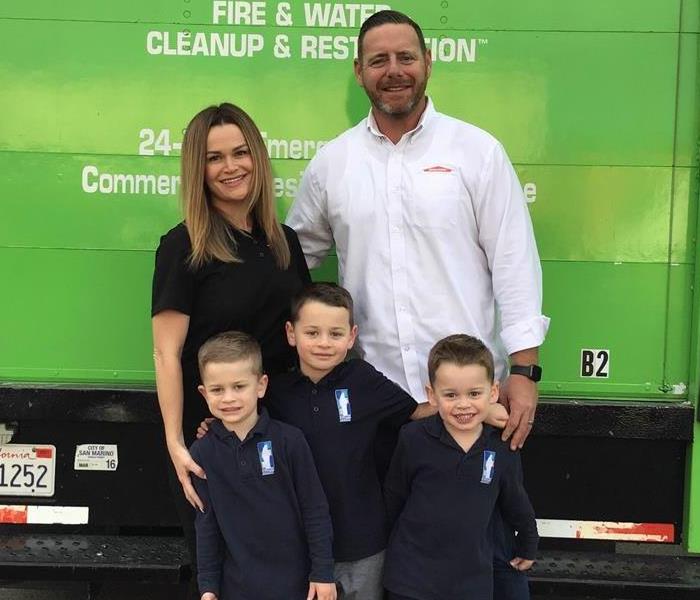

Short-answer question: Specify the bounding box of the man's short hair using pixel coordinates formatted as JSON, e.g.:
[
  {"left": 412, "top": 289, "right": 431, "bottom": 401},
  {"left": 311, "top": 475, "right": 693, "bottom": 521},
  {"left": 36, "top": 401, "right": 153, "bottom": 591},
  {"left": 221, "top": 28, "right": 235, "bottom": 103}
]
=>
[
  {"left": 428, "top": 334, "right": 495, "bottom": 385},
  {"left": 198, "top": 331, "right": 263, "bottom": 376},
  {"left": 290, "top": 282, "right": 355, "bottom": 326},
  {"left": 357, "top": 9, "right": 427, "bottom": 61}
]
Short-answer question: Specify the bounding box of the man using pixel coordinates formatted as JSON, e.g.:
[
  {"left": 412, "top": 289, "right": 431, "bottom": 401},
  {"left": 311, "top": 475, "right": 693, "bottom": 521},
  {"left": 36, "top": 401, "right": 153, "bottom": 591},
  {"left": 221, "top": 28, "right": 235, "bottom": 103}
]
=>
[{"left": 287, "top": 11, "right": 548, "bottom": 595}]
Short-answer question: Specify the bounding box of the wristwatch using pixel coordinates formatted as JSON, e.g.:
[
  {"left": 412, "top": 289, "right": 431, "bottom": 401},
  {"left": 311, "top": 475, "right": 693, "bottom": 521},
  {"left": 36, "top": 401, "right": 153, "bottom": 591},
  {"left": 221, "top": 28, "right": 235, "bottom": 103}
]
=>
[{"left": 509, "top": 364, "right": 542, "bottom": 382}]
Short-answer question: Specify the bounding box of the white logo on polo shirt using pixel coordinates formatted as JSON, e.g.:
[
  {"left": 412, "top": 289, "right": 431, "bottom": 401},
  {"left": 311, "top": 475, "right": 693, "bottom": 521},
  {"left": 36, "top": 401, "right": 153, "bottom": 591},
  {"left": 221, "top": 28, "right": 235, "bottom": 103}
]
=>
[
  {"left": 257, "top": 440, "right": 275, "bottom": 476},
  {"left": 481, "top": 450, "right": 496, "bottom": 484},
  {"left": 335, "top": 389, "right": 352, "bottom": 422}
]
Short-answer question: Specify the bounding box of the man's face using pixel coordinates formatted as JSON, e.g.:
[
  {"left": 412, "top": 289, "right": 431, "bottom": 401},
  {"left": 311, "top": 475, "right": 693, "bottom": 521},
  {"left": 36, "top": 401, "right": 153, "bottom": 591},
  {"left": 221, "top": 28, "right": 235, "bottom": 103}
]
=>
[{"left": 354, "top": 23, "right": 432, "bottom": 119}]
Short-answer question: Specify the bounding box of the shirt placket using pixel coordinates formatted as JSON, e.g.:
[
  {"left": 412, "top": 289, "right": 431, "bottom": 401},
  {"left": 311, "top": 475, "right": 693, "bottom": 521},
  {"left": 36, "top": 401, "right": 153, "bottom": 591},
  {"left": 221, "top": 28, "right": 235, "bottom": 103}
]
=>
[{"left": 386, "top": 138, "right": 421, "bottom": 399}]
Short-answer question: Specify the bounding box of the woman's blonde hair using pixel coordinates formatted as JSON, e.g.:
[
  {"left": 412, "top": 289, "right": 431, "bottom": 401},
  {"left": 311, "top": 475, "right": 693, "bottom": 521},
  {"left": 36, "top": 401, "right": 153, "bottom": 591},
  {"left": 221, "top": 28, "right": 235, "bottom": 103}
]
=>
[{"left": 181, "top": 102, "right": 290, "bottom": 269}]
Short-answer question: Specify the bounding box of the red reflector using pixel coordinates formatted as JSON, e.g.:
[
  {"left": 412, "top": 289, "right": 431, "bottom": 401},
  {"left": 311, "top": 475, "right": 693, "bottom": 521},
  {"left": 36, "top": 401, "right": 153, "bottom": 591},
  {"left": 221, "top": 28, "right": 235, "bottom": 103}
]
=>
[
  {"left": 35, "top": 447, "right": 53, "bottom": 458},
  {"left": 0, "top": 506, "right": 28, "bottom": 524}
]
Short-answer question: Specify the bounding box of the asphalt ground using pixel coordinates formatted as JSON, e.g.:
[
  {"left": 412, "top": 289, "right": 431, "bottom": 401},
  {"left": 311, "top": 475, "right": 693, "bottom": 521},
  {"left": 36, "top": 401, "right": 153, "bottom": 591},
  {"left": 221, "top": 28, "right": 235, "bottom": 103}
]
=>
[{"left": 0, "top": 583, "right": 640, "bottom": 600}]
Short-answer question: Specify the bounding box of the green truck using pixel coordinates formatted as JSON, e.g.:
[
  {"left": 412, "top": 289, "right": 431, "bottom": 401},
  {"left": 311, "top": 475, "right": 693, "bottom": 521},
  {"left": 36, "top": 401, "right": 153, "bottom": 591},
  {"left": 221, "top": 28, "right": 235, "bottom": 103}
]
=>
[{"left": 1, "top": 0, "right": 699, "bottom": 596}]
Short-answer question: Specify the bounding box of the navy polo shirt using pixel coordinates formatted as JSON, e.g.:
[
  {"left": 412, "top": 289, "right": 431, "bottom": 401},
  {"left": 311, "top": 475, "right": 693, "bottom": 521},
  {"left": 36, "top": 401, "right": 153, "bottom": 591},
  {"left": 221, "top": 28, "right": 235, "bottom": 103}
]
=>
[
  {"left": 190, "top": 408, "right": 334, "bottom": 600},
  {"left": 265, "top": 358, "right": 418, "bottom": 562},
  {"left": 383, "top": 416, "right": 538, "bottom": 600}
]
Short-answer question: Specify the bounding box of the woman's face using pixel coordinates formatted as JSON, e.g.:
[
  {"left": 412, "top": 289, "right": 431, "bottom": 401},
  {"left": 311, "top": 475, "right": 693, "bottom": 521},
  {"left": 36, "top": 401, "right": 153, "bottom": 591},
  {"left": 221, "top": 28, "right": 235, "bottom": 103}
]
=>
[{"left": 205, "top": 123, "right": 254, "bottom": 209}]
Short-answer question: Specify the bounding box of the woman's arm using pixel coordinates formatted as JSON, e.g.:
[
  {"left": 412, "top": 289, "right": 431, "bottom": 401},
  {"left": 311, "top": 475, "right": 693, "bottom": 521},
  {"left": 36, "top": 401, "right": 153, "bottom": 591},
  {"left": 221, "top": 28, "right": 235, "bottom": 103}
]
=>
[{"left": 152, "top": 309, "right": 205, "bottom": 511}]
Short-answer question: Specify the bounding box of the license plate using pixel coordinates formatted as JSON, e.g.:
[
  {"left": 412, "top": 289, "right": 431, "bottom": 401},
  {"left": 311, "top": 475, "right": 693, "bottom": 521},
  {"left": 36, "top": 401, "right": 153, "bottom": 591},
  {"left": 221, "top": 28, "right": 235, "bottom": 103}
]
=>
[{"left": 0, "top": 444, "right": 56, "bottom": 497}]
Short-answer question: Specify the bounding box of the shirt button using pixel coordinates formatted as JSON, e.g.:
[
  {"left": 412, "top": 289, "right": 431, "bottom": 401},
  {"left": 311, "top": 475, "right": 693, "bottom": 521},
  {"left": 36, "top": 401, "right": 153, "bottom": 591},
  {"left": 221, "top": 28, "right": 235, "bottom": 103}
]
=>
[
  {"left": 240, "top": 460, "right": 246, "bottom": 466},
  {"left": 311, "top": 388, "right": 318, "bottom": 395},
  {"left": 313, "top": 406, "right": 319, "bottom": 413},
  {"left": 403, "top": 345, "right": 410, "bottom": 352}
]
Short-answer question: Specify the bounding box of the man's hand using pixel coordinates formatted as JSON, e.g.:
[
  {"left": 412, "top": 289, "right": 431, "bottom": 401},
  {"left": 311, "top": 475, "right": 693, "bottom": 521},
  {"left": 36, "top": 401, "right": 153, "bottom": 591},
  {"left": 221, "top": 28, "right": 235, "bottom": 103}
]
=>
[
  {"left": 196, "top": 417, "right": 216, "bottom": 440},
  {"left": 201, "top": 593, "right": 218, "bottom": 600},
  {"left": 510, "top": 557, "right": 534, "bottom": 571},
  {"left": 307, "top": 581, "right": 337, "bottom": 600},
  {"left": 500, "top": 374, "right": 537, "bottom": 450},
  {"left": 485, "top": 402, "right": 509, "bottom": 429},
  {"left": 168, "top": 442, "right": 206, "bottom": 511}
]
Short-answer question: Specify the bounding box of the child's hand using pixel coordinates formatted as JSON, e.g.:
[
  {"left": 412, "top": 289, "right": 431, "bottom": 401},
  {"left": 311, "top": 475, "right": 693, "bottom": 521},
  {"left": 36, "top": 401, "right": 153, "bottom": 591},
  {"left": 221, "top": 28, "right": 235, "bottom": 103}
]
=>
[
  {"left": 307, "top": 581, "right": 337, "bottom": 600},
  {"left": 485, "top": 402, "right": 509, "bottom": 429},
  {"left": 510, "top": 557, "right": 534, "bottom": 571},
  {"left": 196, "top": 417, "right": 215, "bottom": 439},
  {"left": 201, "top": 593, "right": 218, "bottom": 600}
]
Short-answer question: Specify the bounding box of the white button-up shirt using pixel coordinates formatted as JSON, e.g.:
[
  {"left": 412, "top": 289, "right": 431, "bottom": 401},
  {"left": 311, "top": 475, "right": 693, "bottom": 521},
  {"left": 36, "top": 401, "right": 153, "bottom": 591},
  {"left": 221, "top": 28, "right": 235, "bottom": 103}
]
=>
[{"left": 287, "top": 99, "right": 549, "bottom": 401}]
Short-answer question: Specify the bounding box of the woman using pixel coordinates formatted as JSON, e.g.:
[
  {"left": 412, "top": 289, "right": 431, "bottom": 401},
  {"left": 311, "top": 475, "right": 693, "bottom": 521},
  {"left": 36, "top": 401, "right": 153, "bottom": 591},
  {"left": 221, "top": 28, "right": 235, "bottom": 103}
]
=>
[{"left": 151, "top": 103, "right": 310, "bottom": 585}]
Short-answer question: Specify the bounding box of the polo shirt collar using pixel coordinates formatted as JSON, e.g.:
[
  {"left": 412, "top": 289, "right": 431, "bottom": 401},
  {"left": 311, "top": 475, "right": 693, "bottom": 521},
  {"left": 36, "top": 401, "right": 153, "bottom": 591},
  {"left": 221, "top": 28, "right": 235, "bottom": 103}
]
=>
[
  {"left": 287, "top": 356, "right": 353, "bottom": 386},
  {"left": 424, "top": 413, "right": 491, "bottom": 455},
  {"left": 211, "top": 406, "right": 271, "bottom": 442},
  {"left": 366, "top": 96, "right": 436, "bottom": 141}
]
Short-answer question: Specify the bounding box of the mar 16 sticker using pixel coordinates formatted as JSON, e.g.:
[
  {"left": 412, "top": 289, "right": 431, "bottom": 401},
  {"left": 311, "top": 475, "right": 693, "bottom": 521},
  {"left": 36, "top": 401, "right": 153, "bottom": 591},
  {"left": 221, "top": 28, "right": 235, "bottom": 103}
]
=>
[
  {"left": 74, "top": 444, "right": 118, "bottom": 471},
  {"left": 335, "top": 389, "right": 352, "bottom": 422},
  {"left": 257, "top": 441, "right": 275, "bottom": 476},
  {"left": 481, "top": 450, "right": 496, "bottom": 484}
]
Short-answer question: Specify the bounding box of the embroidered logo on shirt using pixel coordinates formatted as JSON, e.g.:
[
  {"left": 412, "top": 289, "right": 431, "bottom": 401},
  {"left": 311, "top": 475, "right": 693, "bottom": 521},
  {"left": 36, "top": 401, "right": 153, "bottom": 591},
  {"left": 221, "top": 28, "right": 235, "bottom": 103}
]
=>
[
  {"left": 423, "top": 165, "right": 453, "bottom": 173},
  {"left": 481, "top": 450, "right": 496, "bottom": 484},
  {"left": 335, "top": 389, "right": 352, "bottom": 422},
  {"left": 257, "top": 440, "right": 275, "bottom": 476}
]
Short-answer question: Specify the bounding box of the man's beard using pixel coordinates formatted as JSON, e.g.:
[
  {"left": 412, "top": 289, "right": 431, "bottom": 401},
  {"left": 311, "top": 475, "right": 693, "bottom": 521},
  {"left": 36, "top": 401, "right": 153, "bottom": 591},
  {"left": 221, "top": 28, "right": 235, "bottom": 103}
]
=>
[{"left": 369, "top": 78, "right": 427, "bottom": 118}]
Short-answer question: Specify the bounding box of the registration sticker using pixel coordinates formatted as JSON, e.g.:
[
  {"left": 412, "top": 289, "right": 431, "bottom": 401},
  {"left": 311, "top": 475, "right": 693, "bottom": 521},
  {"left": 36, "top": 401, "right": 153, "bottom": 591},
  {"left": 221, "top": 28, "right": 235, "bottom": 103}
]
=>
[
  {"left": 74, "top": 444, "right": 118, "bottom": 471},
  {"left": 0, "top": 444, "right": 56, "bottom": 497}
]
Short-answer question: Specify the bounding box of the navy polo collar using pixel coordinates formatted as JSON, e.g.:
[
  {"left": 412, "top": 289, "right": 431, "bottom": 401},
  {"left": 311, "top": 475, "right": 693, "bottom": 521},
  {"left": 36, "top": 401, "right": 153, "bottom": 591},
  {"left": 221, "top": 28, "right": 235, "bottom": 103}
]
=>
[
  {"left": 423, "top": 413, "right": 492, "bottom": 455},
  {"left": 288, "top": 357, "right": 353, "bottom": 386},
  {"left": 211, "top": 406, "right": 271, "bottom": 442}
]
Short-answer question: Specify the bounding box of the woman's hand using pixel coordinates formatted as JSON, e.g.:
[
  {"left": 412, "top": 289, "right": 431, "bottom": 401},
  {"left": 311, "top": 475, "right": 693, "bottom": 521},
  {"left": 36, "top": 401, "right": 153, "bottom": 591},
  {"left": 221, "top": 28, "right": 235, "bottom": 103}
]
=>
[{"left": 168, "top": 441, "right": 206, "bottom": 512}]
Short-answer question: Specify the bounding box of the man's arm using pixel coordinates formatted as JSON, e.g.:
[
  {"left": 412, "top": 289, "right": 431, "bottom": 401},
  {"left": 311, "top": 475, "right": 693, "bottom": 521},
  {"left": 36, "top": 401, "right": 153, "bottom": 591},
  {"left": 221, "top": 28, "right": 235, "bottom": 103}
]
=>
[
  {"left": 474, "top": 143, "right": 549, "bottom": 449},
  {"left": 286, "top": 160, "right": 334, "bottom": 268},
  {"left": 500, "top": 347, "right": 539, "bottom": 450}
]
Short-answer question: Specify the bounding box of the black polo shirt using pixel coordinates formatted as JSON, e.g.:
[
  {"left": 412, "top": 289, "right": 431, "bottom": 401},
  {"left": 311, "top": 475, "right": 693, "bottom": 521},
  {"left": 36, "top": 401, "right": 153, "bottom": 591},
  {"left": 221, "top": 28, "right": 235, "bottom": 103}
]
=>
[
  {"left": 152, "top": 222, "right": 310, "bottom": 442},
  {"left": 265, "top": 358, "right": 417, "bottom": 562},
  {"left": 383, "top": 416, "right": 538, "bottom": 600},
  {"left": 189, "top": 408, "right": 334, "bottom": 600}
]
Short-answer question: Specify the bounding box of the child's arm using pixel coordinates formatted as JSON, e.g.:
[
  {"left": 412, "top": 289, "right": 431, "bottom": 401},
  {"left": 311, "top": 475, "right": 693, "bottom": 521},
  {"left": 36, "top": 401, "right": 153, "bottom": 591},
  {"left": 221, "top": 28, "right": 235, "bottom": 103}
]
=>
[
  {"left": 307, "top": 581, "right": 337, "bottom": 600},
  {"left": 485, "top": 402, "right": 509, "bottom": 429},
  {"left": 410, "top": 402, "right": 437, "bottom": 420},
  {"left": 498, "top": 451, "right": 539, "bottom": 570},
  {"left": 190, "top": 447, "right": 225, "bottom": 598},
  {"left": 288, "top": 431, "right": 336, "bottom": 593},
  {"left": 384, "top": 431, "right": 412, "bottom": 527}
]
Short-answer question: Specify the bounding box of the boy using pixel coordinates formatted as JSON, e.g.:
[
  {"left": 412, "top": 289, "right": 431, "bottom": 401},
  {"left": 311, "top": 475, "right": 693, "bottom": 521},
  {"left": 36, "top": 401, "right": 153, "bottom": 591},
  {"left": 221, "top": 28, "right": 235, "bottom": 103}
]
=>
[
  {"left": 264, "top": 283, "right": 508, "bottom": 599},
  {"left": 382, "top": 334, "right": 538, "bottom": 600},
  {"left": 189, "top": 331, "right": 336, "bottom": 600}
]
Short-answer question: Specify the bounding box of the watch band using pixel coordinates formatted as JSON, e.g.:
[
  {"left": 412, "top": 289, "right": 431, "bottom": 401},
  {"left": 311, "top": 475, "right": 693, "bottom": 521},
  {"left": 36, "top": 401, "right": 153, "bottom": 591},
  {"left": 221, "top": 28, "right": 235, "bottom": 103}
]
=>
[{"left": 509, "top": 364, "right": 542, "bottom": 382}]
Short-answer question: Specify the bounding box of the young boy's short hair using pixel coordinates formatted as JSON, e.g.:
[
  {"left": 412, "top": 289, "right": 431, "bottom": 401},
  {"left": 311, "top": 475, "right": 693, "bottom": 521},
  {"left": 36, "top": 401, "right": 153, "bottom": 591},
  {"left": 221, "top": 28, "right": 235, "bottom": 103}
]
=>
[
  {"left": 290, "top": 282, "right": 355, "bottom": 326},
  {"left": 427, "top": 334, "right": 495, "bottom": 384},
  {"left": 197, "top": 330, "right": 263, "bottom": 376}
]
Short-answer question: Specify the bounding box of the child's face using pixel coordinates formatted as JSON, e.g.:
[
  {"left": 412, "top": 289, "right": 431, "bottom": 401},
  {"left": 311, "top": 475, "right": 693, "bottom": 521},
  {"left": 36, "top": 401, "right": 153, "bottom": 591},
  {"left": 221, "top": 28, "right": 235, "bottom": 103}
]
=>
[
  {"left": 198, "top": 359, "right": 268, "bottom": 433},
  {"left": 427, "top": 362, "right": 498, "bottom": 438},
  {"left": 286, "top": 301, "right": 358, "bottom": 382}
]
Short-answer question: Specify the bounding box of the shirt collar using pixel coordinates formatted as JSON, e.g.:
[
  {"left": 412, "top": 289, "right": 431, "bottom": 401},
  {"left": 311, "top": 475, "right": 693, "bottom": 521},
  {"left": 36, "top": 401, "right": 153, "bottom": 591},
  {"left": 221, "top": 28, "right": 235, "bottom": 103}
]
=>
[
  {"left": 365, "top": 96, "right": 436, "bottom": 142},
  {"left": 211, "top": 406, "right": 271, "bottom": 442},
  {"left": 287, "top": 356, "right": 352, "bottom": 387},
  {"left": 424, "top": 413, "right": 491, "bottom": 454}
]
